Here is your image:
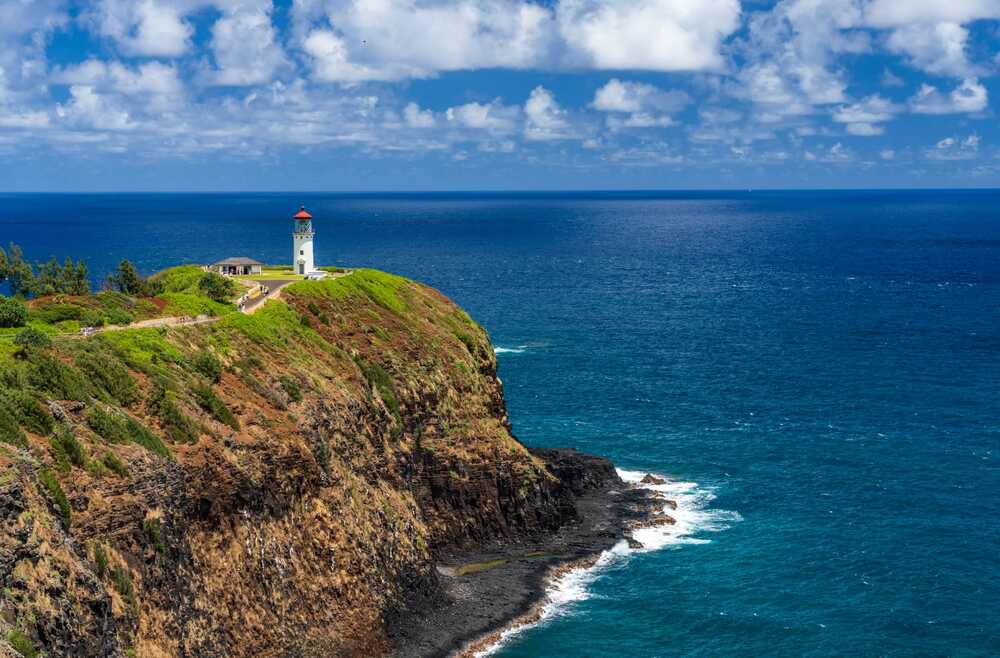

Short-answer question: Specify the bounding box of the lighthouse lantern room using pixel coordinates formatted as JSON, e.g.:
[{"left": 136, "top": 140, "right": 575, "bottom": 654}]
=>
[{"left": 292, "top": 205, "right": 315, "bottom": 275}]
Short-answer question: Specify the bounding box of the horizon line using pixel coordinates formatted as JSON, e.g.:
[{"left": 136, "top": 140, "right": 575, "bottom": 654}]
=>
[{"left": 2, "top": 187, "right": 1000, "bottom": 195}]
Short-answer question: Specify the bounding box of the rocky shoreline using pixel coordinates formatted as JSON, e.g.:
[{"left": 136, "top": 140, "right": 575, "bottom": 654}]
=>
[{"left": 389, "top": 449, "right": 665, "bottom": 658}]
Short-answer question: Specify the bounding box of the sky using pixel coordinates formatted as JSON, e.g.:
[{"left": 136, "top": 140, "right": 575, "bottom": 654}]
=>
[{"left": 1, "top": 0, "right": 999, "bottom": 191}]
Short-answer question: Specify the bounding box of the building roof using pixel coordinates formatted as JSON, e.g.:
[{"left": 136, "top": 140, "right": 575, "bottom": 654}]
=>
[
  {"left": 293, "top": 205, "right": 313, "bottom": 220},
  {"left": 212, "top": 257, "right": 264, "bottom": 266}
]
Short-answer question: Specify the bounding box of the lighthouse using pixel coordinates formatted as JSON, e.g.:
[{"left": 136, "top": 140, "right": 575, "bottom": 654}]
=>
[{"left": 292, "top": 205, "right": 315, "bottom": 275}]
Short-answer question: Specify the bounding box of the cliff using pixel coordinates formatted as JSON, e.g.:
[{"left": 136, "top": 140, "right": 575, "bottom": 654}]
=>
[{"left": 0, "top": 269, "right": 622, "bottom": 657}]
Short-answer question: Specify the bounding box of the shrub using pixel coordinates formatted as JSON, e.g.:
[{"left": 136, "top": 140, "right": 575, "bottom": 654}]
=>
[
  {"left": 51, "top": 426, "right": 86, "bottom": 469},
  {"left": 105, "top": 308, "right": 133, "bottom": 326},
  {"left": 452, "top": 329, "right": 478, "bottom": 355},
  {"left": 5, "top": 391, "right": 55, "bottom": 435},
  {"left": 278, "top": 375, "right": 303, "bottom": 403},
  {"left": 6, "top": 629, "right": 39, "bottom": 658},
  {"left": 28, "top": 302, "right": 82, "bottom": 324},
  {"left": 75, "top": 348, "right": 139, "bottom": 406},
  {"left": 0, "top": 296, "right": 28, "bottom": 328},
  {"left": 13, "top": 327, "right": 51, "bottom": 350},
  {"left": 125, "top": 417, "right": 171, "bottom": 459},
  {"left": 192, "top": 384, "right": 239, "bottom": 431},
  {"left": 93, "top": 543, "right": 109, "bottom": 578},
  {"left": 86, "top": 406, "right": 131, "bottom": 444},
  {"left": 25, "top": 351, "right": 92, "bottom": 402},
  {"left": 102, "top": 451, "right": 128, "bottom": 477},
  {"left": 80, "top": 310, "right": 105, "bottom": 328},
  {"left": 354, "top": 358, "right": 401, "bottom": 423},
  {"left": 144, "top": 518, "right": 165, "bottom": 554},
  {"left": 191, "top": 351, "right": 223, "bottom": 383},
  {"left": 0, "top": 400, "right": 27, "bottom": 449},
  {"left": 113, "top": 566, "right": 135, "bottom": 606},
  {"left": 197, "top": 272, "right": 236, "bottom": 303},
  {"left": 38, "top": 467, "right": 71, "bottom": 528},
  {"left": 148, "top": 383, "right": 199, "bottom": 443}
]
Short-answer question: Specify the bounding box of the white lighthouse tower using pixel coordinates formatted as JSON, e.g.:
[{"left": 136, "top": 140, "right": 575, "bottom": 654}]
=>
[{"left": 292, "top": 205, "right": 315, "bottom": 275}]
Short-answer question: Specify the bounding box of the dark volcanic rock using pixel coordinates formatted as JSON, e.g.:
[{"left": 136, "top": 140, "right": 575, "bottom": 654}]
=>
[{"left": 389, "top": 449, "right": 658, "bottom": 658}]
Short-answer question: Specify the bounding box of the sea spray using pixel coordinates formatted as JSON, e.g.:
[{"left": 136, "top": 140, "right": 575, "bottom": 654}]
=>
[{"left": 469, "top": 469, "right": 739, "bottom": 657}]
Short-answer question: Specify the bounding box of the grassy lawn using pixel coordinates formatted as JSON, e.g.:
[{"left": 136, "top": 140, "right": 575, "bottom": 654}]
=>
[
  {"left": 243, "top": 266, "right": 350, "bottom": 282},
  {"left": 243, "top": 266, "right": 305, "bottom": 281}
]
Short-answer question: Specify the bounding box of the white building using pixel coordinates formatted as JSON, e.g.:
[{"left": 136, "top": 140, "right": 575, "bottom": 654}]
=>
[
  {"left": 292, "top": 206, "right": 315, "bottom": 275},
  {"left": 211, "top": 257, "right": 263, "bottom": 276}
]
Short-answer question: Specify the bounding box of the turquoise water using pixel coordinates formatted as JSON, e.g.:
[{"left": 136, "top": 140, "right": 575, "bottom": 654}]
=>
[{"left": 2, "top": 191, "right": 998, "bottom": 656}]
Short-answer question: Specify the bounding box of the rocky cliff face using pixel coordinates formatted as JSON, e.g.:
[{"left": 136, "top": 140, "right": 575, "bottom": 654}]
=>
[{"left": 0, "top": 270, "right": 611, "bottom": 657}]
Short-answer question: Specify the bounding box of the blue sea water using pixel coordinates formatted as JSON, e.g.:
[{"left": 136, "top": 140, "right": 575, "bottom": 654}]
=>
[{"left": 1, "top": 191, "right": 998, "bottom": 657}]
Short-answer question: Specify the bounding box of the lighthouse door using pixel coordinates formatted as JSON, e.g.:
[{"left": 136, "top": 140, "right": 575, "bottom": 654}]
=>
[{"left": 298, "top": 263, "right": 305, "bottom": 275}]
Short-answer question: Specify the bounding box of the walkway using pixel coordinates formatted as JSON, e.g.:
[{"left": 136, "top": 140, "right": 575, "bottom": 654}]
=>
[
  {"left": 67, "top": 271, "right": 352, "bottom": 339},
  {"left": 71, "top": 314, "right": 219, "bottom": 339}
]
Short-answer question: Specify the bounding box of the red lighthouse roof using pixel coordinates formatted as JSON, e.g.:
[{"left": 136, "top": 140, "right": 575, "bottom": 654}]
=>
[{"left": 293, "top": 205, "right": 313, "bottom": 220}]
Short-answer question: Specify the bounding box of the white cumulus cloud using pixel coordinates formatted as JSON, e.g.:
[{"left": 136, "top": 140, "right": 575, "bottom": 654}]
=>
[
  {"left": 909, "top": 78, "right": 988, "bottom": 114},
  {"left": 556, "top": 0, "right": 741, "bottom": 71},
  {"left": 524, "top": 86, "right": 576, "bottom": 141}
]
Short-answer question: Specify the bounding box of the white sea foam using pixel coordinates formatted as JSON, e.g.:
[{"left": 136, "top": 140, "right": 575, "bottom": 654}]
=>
[
  {"left": 473, "top": 468, "right": 739, "bottom": 656},
  {"left": 494, "top": 346, "right": 527, "bottom": 354}
]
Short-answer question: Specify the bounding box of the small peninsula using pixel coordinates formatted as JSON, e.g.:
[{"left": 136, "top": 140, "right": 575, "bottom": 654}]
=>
[{"left": 0, "top": 258, "right": 660, "bottom": 657}]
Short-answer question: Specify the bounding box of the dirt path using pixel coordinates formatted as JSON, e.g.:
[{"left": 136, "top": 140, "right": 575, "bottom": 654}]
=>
[
  {"left": 65, "top": 271, "right": 353, "bottom": 339},
  {"left": 238, "top": 279, "right": 294, "bottom": 315},
  {"left": 68, "top": 314, "right": 219, "bottom": 340}
]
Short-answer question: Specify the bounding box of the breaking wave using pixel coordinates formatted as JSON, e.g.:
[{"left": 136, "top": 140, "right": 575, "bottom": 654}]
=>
[{"left": 474, "top": 469, "right": 739, "bottom": 656}]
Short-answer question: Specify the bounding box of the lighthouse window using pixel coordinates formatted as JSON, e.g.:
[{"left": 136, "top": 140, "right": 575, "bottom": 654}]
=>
[{"left": 299, "top": 250, "right": 304, "bottom": 255}]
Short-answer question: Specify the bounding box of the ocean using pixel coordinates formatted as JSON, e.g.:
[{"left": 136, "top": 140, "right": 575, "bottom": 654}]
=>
[{"left": 2, "top": 191, "right": 997, "bottom": 656}]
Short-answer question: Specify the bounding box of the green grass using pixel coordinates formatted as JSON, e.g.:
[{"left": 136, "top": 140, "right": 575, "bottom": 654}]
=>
[
  {"left": 158, "top": 292, "right": 233, "bottom": 318},
  {"left": 100, "top": 328, "right": 185, "bottom": 373},
  {"left": 218, "top": 300, "right": 319, "bottom": 348},
  {"left": 286, "top": 269, "right": 409, "bottom": 314}
]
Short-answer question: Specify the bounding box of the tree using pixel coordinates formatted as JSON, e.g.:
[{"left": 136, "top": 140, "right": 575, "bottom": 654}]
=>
[
  {"left": 0, "top": 297, "right": 28, "bottom": 328},
  {"left": 71, "top": 260, "right": 90, "bottom": 295},
  {"left": 0, "top": 245, "right": 8, "bottom": 287},
  {"left": 6, "top": 244, "right": 35, "bottom": 298},
  {"left": 107, "top": 260, "right": 147, "bottom": 295},
  {"left": 35, "top": 257, "right": 61, "bottom": 296},
  {"left": 197, "top": 272, "right": 236, "bottom": 303}
]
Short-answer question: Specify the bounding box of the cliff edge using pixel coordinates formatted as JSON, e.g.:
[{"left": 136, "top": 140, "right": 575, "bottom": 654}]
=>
[{"left": 0, "top": 269, "right": 636, "bottom": 657}]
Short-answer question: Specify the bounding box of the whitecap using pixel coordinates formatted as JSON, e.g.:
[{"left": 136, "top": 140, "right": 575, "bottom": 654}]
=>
[
  {"left": 474, "top": 468, "right": 738, "bottom": 656},
  {"left": 494, "top": 346, "right": 527, "bottom": 354}
]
